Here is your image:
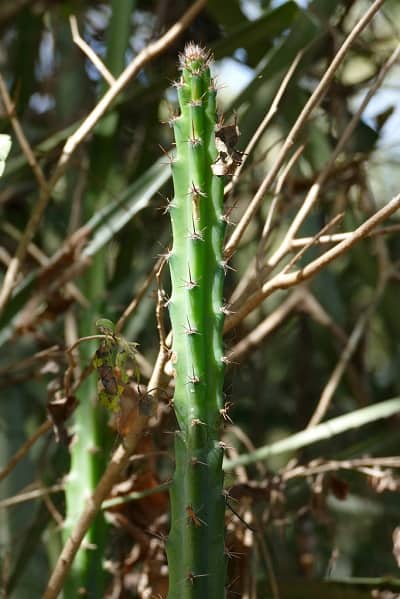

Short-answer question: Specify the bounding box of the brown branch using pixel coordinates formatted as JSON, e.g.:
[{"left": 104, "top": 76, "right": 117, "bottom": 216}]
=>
[
  {"left": 290, "top": 223, "right": 400, "bottom": 247},
  {"left": 0, "top": 420, "right": 52, "bottom": 483},
  {"left": 42, "top": 343, "right": 168, "bottom": 599},
  {"left": 69, "top": 15, "right": 116, "bottom": 86},
  {"left": 267, "top": 43, "right": 400, "bottom": 270},
  {"left": 54, "top": 0, "right": 206, "bottom": 177},
  {"left": 225, "top": 194, "right": 400, "bottom": 332},
  {"left": 282, "top": 457, "right": 400, "bottom": 481},
  {"left": 0, "top": 0, "right": 206, "bottom": 315},
  {"left": 0, "top": 483, "right": 63, "bottom": 509},
  {"left": 115, "top": 256, "right": 163, "bottom": 335},
  {"left": 0, "top": 76, "right": 48, "bottom": 191},
  {"left": 223, "top": 0, "right": 386, "bottom": 260},
  {"left": 227, "top": 289, "right": 302, "bottom": 363},
  {"left": 224, "top": 49, "right": 304, "bottom": 200}
]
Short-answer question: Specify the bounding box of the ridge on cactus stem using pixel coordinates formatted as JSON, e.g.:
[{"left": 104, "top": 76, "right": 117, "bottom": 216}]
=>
[{"left": 165, "top": 43, "right": 228, "bottom": 598}]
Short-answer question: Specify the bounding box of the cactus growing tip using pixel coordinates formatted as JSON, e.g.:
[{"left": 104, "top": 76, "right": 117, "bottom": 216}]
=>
[{"left": 179, "top": 42, "right": 212, "bottom": 72}]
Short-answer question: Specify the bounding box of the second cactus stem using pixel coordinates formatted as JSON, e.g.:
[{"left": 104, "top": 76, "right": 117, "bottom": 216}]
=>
[{"left": 166, "top": 44, "right": 226, "bottom": 598}]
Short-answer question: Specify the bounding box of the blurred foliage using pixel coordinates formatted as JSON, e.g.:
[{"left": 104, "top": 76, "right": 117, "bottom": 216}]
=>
[{"left": 1, "top": 0, "right": 400, "bottom": 597}]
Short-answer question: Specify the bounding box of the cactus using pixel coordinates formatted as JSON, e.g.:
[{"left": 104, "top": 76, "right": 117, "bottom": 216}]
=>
[{"left": 166, "top": 44, "right": 227, "bottom": 598}]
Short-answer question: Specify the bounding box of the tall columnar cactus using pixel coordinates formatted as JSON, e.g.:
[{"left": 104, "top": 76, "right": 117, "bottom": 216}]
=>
[{"left": 166, "top": 44, "right": 226, "bottom": 598}]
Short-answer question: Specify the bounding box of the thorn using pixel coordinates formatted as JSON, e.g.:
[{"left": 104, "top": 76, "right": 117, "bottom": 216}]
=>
[
  {"left": 220, "top": 401, "right": 234, "bottom": 423},
  {"left": 221, "top": 213, "right": 235, "bottom": 226},
  {"left": 191, "top": 457, "right": 208, "bottom": 467},
  {"left": 186, "top": 216, "right": 205, "bottom": 241},
  {"left": 186, "top": 504, "right": 207, "bottom": 527},
  {"left": 157, "top": 193, "right": 176, "bottom": 214},
  {"left": 189, "top": 97, "right": 203, "bottom": 108},
  {"left": 181, "top": 264, "right": 199, "bottom": 290},
  {"left": 222, "top": 355, "right": 237, "bottom": 365},
  {"left": 225, "top": 576, "right": 242, "bottom": 596},
  {"left": 157, "top": 247, "right": 173, "bottom": 261},
  {"left": 209, "top": 78, "right": 217, "bottom": 93},
  {"left": 186, "top": 365, "right": 200, "bottom": 385},
  {"left": 225, "top": 500, "right": 256, "bottom": 533},
  {"left": 188, "top": 181, "right": 206, "bottom": 222},
  {"left": 158, "top": 144, "right": 174, "bottom": 164},
  {"left": 220, "top": 303, "right": 235, "bottom": 315},
  {"left": 191, "top": 418, "right": 206, "bottom": 427},
  {"left": 222, "top": 488, "right": 238, "bottom": 504},
  {"left": 185, "top": 571, "right": 210, "bottom": 585},
  {"left": 171, "top": 77, "right": 184, "bottom": 89},
  {"left": 188, "top": 182, "right": 206, "bottom": 200},
  {"left": 220, "top": 259, "right": 236, "bottom": 275},
  {"left": 219, "top": 440, "right": 233, "bottom": 451},
  {"left": 224, "top": 546, "right": 243, "bottom": 560},
  {"left": 188, "top": 121, "right": 201, "bottom": 147},
  {"left": 184, "top": 317, "right": 200, "bottom": 335},
  {"left": 161, "top": 109, "right": 180, "bottom": 128}
]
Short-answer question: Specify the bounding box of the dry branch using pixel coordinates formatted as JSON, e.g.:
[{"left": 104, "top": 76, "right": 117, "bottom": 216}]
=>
[
  {"left": 224, "top": 0, "right": 385, "bottom": 260},
  {"left": 226, "top": 194, "right": 400, "bottom": 332}
]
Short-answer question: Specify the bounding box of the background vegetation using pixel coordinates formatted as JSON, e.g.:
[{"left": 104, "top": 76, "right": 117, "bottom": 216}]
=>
[{"left": 1, "top": 0, "right": 400, "bottom": 597}]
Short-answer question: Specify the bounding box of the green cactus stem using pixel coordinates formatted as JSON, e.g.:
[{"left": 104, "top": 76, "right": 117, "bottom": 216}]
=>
[{"left": 166, "top": 43, "right": 227, "bottom": 598}]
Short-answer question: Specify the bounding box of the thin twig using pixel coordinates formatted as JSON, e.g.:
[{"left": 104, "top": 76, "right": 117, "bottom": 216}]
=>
[
  {"left": 0, "top": 483, "right": 63, "bottom": 509},
  {"left": 282, "top": 457, "right": 400, "bottom": 481},
  {"left": 229, "top": 145, "right": 305, "bottom": 307},
  {"left": 261, "top": 144, "right": 305, "bottom": 245},
  {"left": 307, "top": 311, "right": 370, "bottom": 428},
  {"left": 0, "top": 420, "right": 52, "bottom": 483},
  {"left": 267, "top": 43, "right": 400, "bottom": 270},
  {"left": 115, "top": 256, "right": 163, "bottom": 335},
  {"left": 290, "top": 223, "right": 400, "bottom": 247},
  {"left": 223, "top": 0, "right": 386, "bottom": 260},
  {"left": 55, "top": 0, "right": 206, "bottom": 177},
  {"left": 43, "top": 340, "right": 168, "bottom": 599},
  {"left": 224, "top": 50, "right": 304, "bottom": 199},
  {"left": 2, "top": 221, "right": 88, "bottom": 307},
  {"left": 281, "top": 212, "right": 344, "bottom": 275},
  {"left": 227, "top": 290, "right": 302, "bottom": 363},
  {"left": 226, "top": 194, "right": 400, "bottom": 332},
  {"left": 0, "top": 0, "right": 206, "bottom": 315},
  {"left": 69, "top": 15, "right": 116, "bottom": 86},
  {"left": 0, "top": 75, "right": 48, "bottom": 191}
]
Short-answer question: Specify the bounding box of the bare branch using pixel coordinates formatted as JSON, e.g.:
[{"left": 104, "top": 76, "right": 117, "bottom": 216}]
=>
[
  {"left": 0, "top": 420, "right": 52, "bottom": 483},
  {"left": 227, "top": 289, "right": 302, "bottom": 363},
  {"left": 69, "top": 15, "right": 116, "bottom": 87},
  {"left": 224, "top": 49, "right": 304, "bottom": 199},
  {"left": 267, "top": 43, "right": 400, "bottom": 270},
  {"left": 226, "top": 194, "right": 400, "bottom": 332},
  {"left": 0, "top": 75, "right": 48, "bottom": 191},
  {"left": 224, "top": 0, "right": 386, "bottom": 260},
  {"left": 0, "top": 0, "right": 206, "bottom": 315}
]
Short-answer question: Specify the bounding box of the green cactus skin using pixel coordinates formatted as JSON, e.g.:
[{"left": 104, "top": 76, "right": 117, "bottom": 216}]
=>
[{"left": 166, "top": 44, "right": 226, "bottom": 598}]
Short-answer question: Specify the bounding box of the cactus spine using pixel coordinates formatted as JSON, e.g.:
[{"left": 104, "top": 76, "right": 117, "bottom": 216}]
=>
[{"left": 166, "top": 44, "right": 226, "bottom": 598}]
